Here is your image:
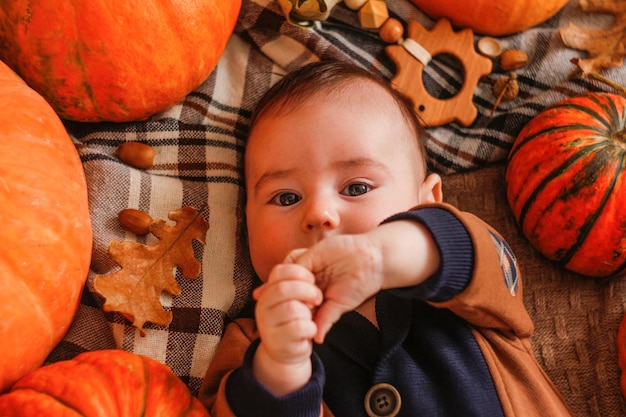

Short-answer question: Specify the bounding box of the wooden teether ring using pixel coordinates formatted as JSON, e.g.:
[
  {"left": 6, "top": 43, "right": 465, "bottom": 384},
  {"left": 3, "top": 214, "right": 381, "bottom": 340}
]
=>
[{"left": 386, "top": 19, "right": 492, "bottom": 127}]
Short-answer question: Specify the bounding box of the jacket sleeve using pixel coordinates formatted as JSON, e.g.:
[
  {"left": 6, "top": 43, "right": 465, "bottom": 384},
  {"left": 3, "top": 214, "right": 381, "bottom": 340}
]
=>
[
  {"left": 199, "top": 318, "right": 332, "bottom": 417},
  {"left": 383, "top": 202, "right": 534, "bottom": 338},
  {"left": 198, "top": 318, "right": 258, "bottom": 416}
]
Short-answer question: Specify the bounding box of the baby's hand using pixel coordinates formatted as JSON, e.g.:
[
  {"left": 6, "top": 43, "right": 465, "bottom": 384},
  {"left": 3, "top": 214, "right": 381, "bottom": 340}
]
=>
[
  {"left": 252, "top": 263, "right": 323, "bottom": 395},
  {"left": 288, "top": 234, "right": 386, "bottom": 344},
  {"left": 290, "top": 220, "right": 440, "bottom": 344}
]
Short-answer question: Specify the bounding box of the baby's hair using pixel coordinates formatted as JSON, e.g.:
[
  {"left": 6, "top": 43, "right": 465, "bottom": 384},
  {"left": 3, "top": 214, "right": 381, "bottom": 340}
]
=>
[{"left": 249, "top": 60, "right": 428, "bottom": 175}]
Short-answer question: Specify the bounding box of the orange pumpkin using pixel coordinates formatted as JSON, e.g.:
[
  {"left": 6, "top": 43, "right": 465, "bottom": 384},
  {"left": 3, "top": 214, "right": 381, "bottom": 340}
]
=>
[
  {"left": 0, "top": 0, "right": 242, "bottom": 122},
  {"left": 409, "top": 0, "right": 570, "bottom": 36},
  {"left": 0, "top": 60, "right": 92, "bottom": 393},
  {"left": 0, "top": 350, "right": 210, "bottom": 416},
  {"left": 506, "top": 93, "right": 626, "bottom": 278}
]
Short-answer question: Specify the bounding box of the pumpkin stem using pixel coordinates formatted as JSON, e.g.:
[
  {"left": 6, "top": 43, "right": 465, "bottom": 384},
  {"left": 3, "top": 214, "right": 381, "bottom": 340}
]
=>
[
  {"left": 613, "top": 129, "right": 626, "bottom": 144},
  {"left": 571, "top": 58, "right": 626, "bottom": 97}
]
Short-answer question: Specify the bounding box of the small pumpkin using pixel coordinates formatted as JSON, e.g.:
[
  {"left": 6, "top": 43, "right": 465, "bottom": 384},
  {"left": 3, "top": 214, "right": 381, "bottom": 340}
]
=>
[
  {"left": 0, "top": 60, "right": 92, "bottom": 393},
  {"left": 0, "top": 350, "right": 210, "bottom": 416},
  {"left": 410, "top": 0, "right": 570, "bottom": 36},
  {"left": 0, "top": 0, "right": 242, "bottom": 122},
  {"left": 505, "top": 92, "right": 626, "bottom": 278}
]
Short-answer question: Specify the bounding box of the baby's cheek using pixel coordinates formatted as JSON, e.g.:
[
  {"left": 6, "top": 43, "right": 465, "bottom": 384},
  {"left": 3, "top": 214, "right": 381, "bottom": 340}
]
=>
[{"left": 249, "top": 239, "right": 289, "bottom": 282}]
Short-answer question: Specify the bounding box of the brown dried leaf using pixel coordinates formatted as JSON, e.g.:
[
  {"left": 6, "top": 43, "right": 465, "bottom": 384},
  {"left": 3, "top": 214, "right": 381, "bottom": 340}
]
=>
[
  {"left": 560, "top": 0, "right": 626, "bottom": 72},
  {"left": 94, "top": 206, "right": 209, "bottom": 335}
]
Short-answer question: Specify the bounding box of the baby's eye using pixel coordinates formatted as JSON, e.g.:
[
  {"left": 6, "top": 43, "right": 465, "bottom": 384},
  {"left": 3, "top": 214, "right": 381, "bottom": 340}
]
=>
[
  {"left": 271, "top": 192, "right": 301, "bottom": 206},
  {"left": 342, "top": 183, "right": 371, "bottom": 197}
]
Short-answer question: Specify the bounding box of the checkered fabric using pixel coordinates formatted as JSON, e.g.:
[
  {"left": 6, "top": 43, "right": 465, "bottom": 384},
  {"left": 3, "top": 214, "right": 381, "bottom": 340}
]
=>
[{"left": 47, "top": 0, "right": 626, "bottom": 399}]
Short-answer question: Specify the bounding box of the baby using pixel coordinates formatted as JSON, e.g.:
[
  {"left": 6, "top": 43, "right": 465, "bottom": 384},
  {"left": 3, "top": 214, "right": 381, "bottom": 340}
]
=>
[{"left": 199, "top": 60, "right": 573, "bottom": 417}]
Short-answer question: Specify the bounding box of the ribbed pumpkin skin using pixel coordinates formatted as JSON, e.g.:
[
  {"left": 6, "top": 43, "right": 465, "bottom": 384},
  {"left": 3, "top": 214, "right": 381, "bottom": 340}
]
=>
[
  {"left": 506, "top": 92, "right": 626, "bottom": 278},
  {"left": 0, "top": 350, "right": 210, "bottom": 416},
  {"left": 410, "top": 0, "right": 569, "bottom": 36},
  {"left": 0, "top": 60, "right": 92, "bottom": 393},
  {"left": 0, "top": 0, "right": 241, "bottom": 122}
]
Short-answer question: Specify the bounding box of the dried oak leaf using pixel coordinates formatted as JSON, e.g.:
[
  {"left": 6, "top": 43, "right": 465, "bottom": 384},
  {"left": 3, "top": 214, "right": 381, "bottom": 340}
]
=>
[
  {"left": 94, "top": 206, "right": 209, "bottom": 335},
  {"left": 560, "top": 0, "right": 626, "bottom": 72}
]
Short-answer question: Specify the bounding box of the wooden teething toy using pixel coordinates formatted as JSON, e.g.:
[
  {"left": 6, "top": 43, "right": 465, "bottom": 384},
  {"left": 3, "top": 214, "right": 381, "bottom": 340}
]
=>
[
  {"left": 277, "top": 0, "right": 493, "bottom": 127},
  {"left": 386, "top": 19, "right": 492, "bottom": 127}
]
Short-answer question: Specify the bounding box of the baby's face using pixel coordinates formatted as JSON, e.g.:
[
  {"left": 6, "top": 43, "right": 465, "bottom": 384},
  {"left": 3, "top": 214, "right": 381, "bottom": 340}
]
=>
[{"left": 245, "top": 85, "right": 434, "bottom": 281}]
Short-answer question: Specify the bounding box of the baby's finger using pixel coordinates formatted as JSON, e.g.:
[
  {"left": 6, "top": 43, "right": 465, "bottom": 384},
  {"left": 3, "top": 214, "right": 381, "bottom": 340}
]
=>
[
  {"left": 283, "top": 248, "right": 307, "bottom": 264},
  {"left": 280, "top": 316, "right": 318, "bottom": 341},
  {"left": 254, "top": 263, "right": 316, "bottom": 300},
  {"left": 291, "top": 246, "right": 317, "bottom": 275},
  {"left": 261, "top": 318, "right": 317, "bottom": 362},
  {"left": 257, "top": 279, "right": 323, "bottom": 310},
  {"left": 263, "top": 299, "right": 315, "bottom": 328},
  {"left": 270, "top": 263, "right": 317, "bottom": 285},
  {"left": 312, "top": 301, "right": 345, "bottom": 344}
]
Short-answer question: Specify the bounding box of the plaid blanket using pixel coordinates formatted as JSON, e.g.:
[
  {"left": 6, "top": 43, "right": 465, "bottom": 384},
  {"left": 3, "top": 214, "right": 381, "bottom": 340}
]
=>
[{"left": 47, "top": 0, "right": 626, "bottom": 397}]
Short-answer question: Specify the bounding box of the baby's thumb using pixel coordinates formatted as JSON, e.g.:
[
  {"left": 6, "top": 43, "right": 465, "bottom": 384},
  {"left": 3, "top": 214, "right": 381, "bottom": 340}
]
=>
[{"left": 313, "top": 302, "right": 343, "bottom": 344}]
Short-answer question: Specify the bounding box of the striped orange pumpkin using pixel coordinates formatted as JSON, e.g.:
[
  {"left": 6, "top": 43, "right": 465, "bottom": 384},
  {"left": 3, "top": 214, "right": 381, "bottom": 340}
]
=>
[{"left": 506, "top": 92, "right": 626, "bottom": 278}]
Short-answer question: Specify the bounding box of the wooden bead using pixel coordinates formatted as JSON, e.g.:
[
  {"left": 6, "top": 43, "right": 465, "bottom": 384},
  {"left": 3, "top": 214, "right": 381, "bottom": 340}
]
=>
[
  {"left": 379, "top": 18, "right": 404, "bottom": 43},
  {"left": 344, "top": 0, "right": 368, "bottom": 10},
  {"left": 358, "top": 0, "right": 389, "bottom": 29}
]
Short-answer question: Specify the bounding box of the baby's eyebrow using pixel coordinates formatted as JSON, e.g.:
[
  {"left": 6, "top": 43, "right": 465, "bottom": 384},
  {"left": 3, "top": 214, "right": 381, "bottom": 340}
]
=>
[
  {"left": 333, "top": 158, "right": 391, "bottom": 172},
  {"left": 252, "top": 168, "right": 295, "bottom": 197}
]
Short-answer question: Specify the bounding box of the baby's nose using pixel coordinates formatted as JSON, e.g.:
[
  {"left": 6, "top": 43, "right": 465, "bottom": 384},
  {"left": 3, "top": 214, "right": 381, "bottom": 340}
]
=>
[{"left": 303, "top": 199, "right": 340, "bottom": 231}]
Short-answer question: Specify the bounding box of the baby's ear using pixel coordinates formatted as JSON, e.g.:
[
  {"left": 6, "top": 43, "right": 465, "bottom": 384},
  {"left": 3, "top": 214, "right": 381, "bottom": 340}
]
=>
[{"left": 419, "top": 173, "right": 443, "bottom": 203}]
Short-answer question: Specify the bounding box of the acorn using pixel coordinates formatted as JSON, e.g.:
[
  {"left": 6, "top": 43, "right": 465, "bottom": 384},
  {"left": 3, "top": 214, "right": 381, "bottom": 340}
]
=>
[
  {"left": 118, "top": 208, "right": 154, "bottom": 235},
  {"left": 116, "top": 142, "right": 157, "bottom": 170},
  {"left": 499, "top": 49, "right": 529, "bottom": 71}
]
